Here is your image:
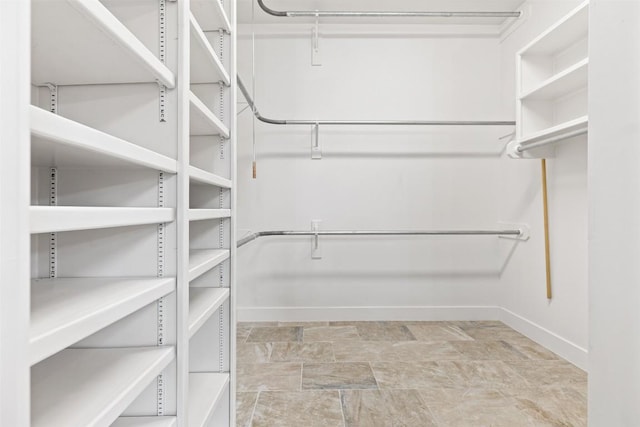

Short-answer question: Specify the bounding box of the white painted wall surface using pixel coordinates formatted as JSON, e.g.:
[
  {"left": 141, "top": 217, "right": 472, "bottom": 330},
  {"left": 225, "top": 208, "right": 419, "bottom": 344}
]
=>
[
  {"left": 588, "top": 0, "right": 640, "bottom": 424},
  {"left": 236, "top": 31, "right": 507, "bottom": 321},
  {"left": 497, "top": 0, "right": 588, "bottom": 369}
]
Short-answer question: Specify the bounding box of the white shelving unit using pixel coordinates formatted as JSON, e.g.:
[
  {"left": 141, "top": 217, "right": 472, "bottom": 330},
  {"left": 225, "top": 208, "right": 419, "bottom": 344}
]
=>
[
  {"left": 512, "top": 0, "right": 588, "bottom": 158},
  {"left": 0, "top": 0, "right": 236, "bottom": 425}
]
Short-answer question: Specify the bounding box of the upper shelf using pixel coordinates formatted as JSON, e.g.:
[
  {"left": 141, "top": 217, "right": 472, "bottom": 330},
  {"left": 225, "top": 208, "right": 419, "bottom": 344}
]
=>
[
  {"left": 189, "top": 249, "right": 230, "bottom": 282},
  {"left": 32, "top": 0, "right": 175, "bottom": 87},
  {"left": 30, "top": 277, "right": 175, "bottom": 365},
  {"left": 519, "top": 115, "right": 588, "bottom": 145},
  {"left": 30, "top": 206, "right": 175, "bottom": 234},
  {"left": 31, "top": 106, "right": 178, "bottom": 172},
  {"left": 191, "top": 0, "right": 231, "bottom": 33},
  {"left": 189, "top": 166, "right": 232, "bottom": 188},
  {"left": 188, "top": 373, "right": 229, "bottom": 427},
  {"left": 190, "top": 92, "right": 230, "bottom": 137},
  {"left": 520, "top": 59, "right": 588, "bottom": 101},
  {"left": 519, "top": 1, "right": 588, "bottom": 56},
  {"left": 31, "top": 347, "right": 175, "bottom": 427},
  {"left": 190, "top": 13, "right": 230, "bottom": 85},
  {"left": 189, "top": 288, "right": 229, "bottom": 338},
  {"left": 188, "top": 209, "right": 231, "bottom": 222}
]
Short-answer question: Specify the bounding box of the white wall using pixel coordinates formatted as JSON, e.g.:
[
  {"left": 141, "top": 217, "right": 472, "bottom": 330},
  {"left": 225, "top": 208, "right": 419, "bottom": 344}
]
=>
[
  {"left": 588, "top": 0, "right": 640, "bottom": 423},
  {"left": 497, "top": 0, "right": 588, "bottom": 369},
  {"left": 236, "top": 29, "right": 508, "bottom": 321}
]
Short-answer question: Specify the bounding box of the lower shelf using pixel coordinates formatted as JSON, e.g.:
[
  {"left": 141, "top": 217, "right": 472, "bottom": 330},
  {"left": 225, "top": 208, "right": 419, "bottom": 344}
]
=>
[
  {"left": 518, "top": 115, "right": 588, "bottom": 145},
  {"left": 188, "top": 373, "right": 229, "bottom": 427},
  {"left": 112, "top": 417, "right": 177, "bottom": 427},
  {"left": 189, "top": 249, "right": 229, "bottom": 282},
  {"left": 189, "top": 288, "right": 230, "bottom": 338},
  {"left": 31, "top": 347, "right": 175, "bottom": 427}
]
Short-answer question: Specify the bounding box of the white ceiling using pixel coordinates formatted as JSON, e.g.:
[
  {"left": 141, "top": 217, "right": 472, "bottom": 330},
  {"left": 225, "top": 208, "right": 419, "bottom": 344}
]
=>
[{"left": 237, "top": 0, "right": 525, "bottom": 26}]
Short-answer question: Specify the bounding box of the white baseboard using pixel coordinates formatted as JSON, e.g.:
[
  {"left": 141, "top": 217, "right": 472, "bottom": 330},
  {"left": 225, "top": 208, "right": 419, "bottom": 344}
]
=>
[
  {"left": 237, "top": 305, "right": 502, "bottom": 322},
  {"left": 237, "top": 305, "right": 588, "bottom": 371},
  {"left": 499, "top": 308, "right": 588, "bottom": 371}
]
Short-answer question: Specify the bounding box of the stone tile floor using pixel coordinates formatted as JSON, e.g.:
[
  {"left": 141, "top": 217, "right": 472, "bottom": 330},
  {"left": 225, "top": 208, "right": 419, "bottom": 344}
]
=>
[{"left": 236, "top": 321, "right": 587, "bottom": 427}]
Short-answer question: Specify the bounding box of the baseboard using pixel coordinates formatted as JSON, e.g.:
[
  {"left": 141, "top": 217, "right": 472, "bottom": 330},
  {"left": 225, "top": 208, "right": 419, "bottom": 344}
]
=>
[
  {"left": 499, "top": 308, "right": 588, "bottom": 371},
  {"left": 237, "top": 305, "right": 502, "bottom": 322}
]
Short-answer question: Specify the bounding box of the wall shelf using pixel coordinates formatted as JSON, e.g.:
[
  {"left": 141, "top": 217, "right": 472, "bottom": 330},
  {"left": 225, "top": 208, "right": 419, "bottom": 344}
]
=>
[
  {"left": 190, "top": 14, "right": 230, "bottom": 85},
  {"left": 189, "top": 92, "right": 230, "bottom": 137},
  {"left": 189, "top": 166, "right": 232, "bottom": 188},
  {"left": 189, "top": 249, "right": 230, "bottom": 281},
  {"left": 30, "top": 206, "right": 175, "bottom": 234},
  {"left": 519, "top": 115, "right": 588, "bottom": 145},
  {"left": 188, "top": 208, "right": 231, "bottom": 222},
  {"left": 189, "top": 288, "right": 230, "bottom": 338},
  {"left": 520, "top": 58, "right": 588, "bottom": 101},
  {"left": 520, "top": 1, "right": 589, "bottom": 55},
  {"left": 187, "top": 373, "right": 229, "bottom": 427},
  {"left": 31, "top": 106, "right": 178, "bottom": 172},
  {"left": 112, "top": 417, "right": 177, "bottom": 427},
  {"left": 30, "top": 277, "right": 175, "bottom": 365},
  {"left": 31, "top": 347, "right": 175, "bottom": 427},
  {"left": 190, "top": 0, "right": 231, "bottom": 32},
  {"left": 31, "top": 0, "right": 175, "bottom": 87}
]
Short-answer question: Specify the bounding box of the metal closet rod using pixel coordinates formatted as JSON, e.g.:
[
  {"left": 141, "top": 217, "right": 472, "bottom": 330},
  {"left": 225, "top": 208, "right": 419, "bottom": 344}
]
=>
[
  {"left": 237, "top": 229, "right": 522, "bottom": 248},
  {"left": 237, "top": 76, "right": 516, "bottom": 127},
  {"left": 257, "top": 0, "right": 522, "bottom": 19}
]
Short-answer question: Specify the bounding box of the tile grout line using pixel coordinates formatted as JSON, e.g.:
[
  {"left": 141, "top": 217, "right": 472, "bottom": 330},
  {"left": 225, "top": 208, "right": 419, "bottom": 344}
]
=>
[
  {"left": 338, "top": 390, "right": 347, "bottom": 427},
  {"left": 247, "top": 390, "right": 260, "bottom": 427}
]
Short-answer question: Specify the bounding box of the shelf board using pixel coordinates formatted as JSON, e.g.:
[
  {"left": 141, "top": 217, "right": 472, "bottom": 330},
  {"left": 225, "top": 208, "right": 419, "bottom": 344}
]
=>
[
  {"left": 30, "top": 206, "right": 175, "bottom": 234},
  {"left": 188, "top": 209, "right": 231, "bottom": 222},
  {"left": 519, "top": 0, "right": 588, "bottom": 56},
  {"left": 30, "top": 277, "right": 175, "bottom": 365},
  {"left": 189, "top": 288, "right": 229, "bottom": 338},
  {"left": 189, "top": 166, "right": 232, "bottom": 188},
  {"left": 519, "top": 115, "right": 588, "bottom": 145},
  {"left": 520, "top": 59, "right": 588, "bottom": 101},
  {"left": 32, "top": 347, "right": 175, "bottom": 427},
  {"left": 188, "top": 373, "right": 229, "bottom": 427},
  {"left": 190, "top": 13, "right": 230, "bottom": 85},
  {"left": 189, "top": 92, "right": 230, "bottom": 137},
  {"left": 189, "top": 249, "right": 230, "bottom": 282},
  {"left": 190, "top": 0, "right": 231, "bottom": 32},
  {"left": 112, "top": 417, "right": 177, "bottom": 427},
  {"left": 32, "top": 0, "right": 174, "bottom": 87},
  {"left": 31, "top": 106, "right": 178, "bottom": 172}
]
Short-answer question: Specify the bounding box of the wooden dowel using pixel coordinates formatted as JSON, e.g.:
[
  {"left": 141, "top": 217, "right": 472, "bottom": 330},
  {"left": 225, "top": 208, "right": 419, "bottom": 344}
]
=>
[
  {"left": 252, "top": 161, "right": 257, "bottom": 179},
  {"left": 541, "top": 159, "right": 552, "bottom": 299}
]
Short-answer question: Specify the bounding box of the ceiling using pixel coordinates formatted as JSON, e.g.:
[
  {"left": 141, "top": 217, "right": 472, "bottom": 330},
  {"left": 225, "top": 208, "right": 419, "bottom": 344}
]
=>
[{"left": 237, "top": 0, "right": 525, "bottom": 26}]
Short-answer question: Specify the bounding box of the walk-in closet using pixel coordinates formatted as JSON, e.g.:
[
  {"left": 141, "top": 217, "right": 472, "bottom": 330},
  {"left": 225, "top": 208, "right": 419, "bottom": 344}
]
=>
[{"left": 0, "top": 0, "right": 638, "bottom": 426}]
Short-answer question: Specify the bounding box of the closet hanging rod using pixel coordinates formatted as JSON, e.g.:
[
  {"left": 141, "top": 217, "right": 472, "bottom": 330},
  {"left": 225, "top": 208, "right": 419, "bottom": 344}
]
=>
[
  {"left": 256, "top": 0, "right": 522, "bottom": 19},
  {"left": 238, "top": 229, "right": 522, "bottom": 248},
  {"left": 237, "top": 76, "right": 516, "bottom": 127}
]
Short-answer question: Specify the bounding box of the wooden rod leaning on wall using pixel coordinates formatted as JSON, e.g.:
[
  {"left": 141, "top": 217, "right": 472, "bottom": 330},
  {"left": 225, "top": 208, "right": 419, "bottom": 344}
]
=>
[{"left": 541, "top": 159, "right": 552, "bottom": 299}]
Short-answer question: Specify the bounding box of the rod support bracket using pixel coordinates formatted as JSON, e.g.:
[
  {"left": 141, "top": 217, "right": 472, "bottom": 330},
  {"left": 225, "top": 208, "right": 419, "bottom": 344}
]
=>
[
  {"left": 311, "top": 13, "right": 322, "bottom": 66},
  {"left": 311, "top": 220, "right": 322, "bottom": 259},
  {"left": 311, "top": 123, "right": 322, "bottom": 159},
  {"left": 497, "top": 222, "right": 530, "bottom": 241}
]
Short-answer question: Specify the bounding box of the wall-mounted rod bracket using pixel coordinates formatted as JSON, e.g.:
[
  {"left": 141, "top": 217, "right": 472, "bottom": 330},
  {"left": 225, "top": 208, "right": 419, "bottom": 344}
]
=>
[
  {"left": 497, "top": 222, "right": 530, "bottom": 241},
  {"left": 311, "top": 123, "right": 322, "bottom": 159},
  {"left": 311, "top": 220, "right": 322, "bottom": 259},
  {"left": 312, "top": 14, "right": 322, "bottom": 66}
]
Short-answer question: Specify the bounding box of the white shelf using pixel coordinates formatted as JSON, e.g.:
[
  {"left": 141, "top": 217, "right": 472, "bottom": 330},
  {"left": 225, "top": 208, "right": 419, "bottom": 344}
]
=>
[
  {"left": 32, "top": 0, "right": 174, "bottom": 87},
  {"left": 112, "top": 417, "right": 177, "bottom": 427},
  {"left": 520, "top": 59, "right": 588, "bottom": 101},
  {"left": 188, "top": 373, "right": 229, "bottom": 427},
  {"left": 189, "top": 288, "right": 229, "bottom": 338},
  {"left": 190, "top": 13, "right": 230, "bottom": 85},
  {"left": 519, "top": 0, "right": 589, "bottom": 56},
  {"left": 188, "top": 209, "right": 231, "bottom": 222},
  {"left": 30, "top": 206, "right": 174, "bottom": 234},
  {"left": 189, "top": 92, "right": 230, "bottom": 138},
  {"left": 30, "top": 277, "right": 175, "bottom": 365},
  {"left": 189, "top": 249, "right": 230, "bottom": 282},
  {"left": 189, "top": 166, "right": 232, "bottom": 188},
  {"left": 31, "top": 106, "right": 178, "bottom": 172},
  {"left": 190, "top": 0, "right": 231, "bottom": 33},
  {"left": 31, "top": 347, "right": 175, "bottom": 427},
  {"left": 518, "top": 115, "right": 588, "bottom": 145}
]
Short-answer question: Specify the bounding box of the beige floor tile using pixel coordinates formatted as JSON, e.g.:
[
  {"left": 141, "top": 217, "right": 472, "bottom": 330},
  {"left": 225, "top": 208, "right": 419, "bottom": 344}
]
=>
[
  {"left": 237, "top": 325, "right": 252, "bottom": 344},
  {"left": 303, "top": 362, "right": 378, "bottom": 390},
  {"left": 304, "top": 326, "right": 360, "bottom": 342},
  {"left": 237, "top": 363, "right": 302, "bottom": 392},
  {"left": 503, "top": 386, "right": 587, "bottom": 426},
  {"left": 406, "top": 324, "right": 474, "bottom": 342},
  {"left": 418, "top": 387, "right": 504, "bottom": 405},
  {"left": 353, "top": 321, "right": 417, "bottom": 341},
  {"left": 238, "top": 322, "right": 279, "bottom": 327},
  {"left": 341, "top": 389, "right": 437, "bottom": 427},
  {"left": 450, "top": 340, "right": 529, "bottom": 361},
  {"left": 333, "top": 341, "right": 463, "bottom": 362},
  {"left": 236, "top": 392, "right": 258, "bottom": 427},
  {"left": 427, "top": 397, "right": 537, "bottom": 427},
  {"left": 246, "top": 326, "right": 303, "bottom": 343},
  {"left": 278, "top": 321, "right": 329, "bottom": 327},
  {"left": 252, "top": 391, "right": 344, "bottom": 427},
  {"left": 371, "top": 361, "right": 457, "bottom": 389},
  {"left": 237, "top": 343, "right": 273, "bottom": 364},
  {"left": 458, "top": 322, "right": 527, "bottom": 341},
  {"left": 505, "top": 337, "right": 560, "bottom": 360},
  {"left": 505, "top": 360, "right": 587, "bottom": 388},
  {"left": 438, "top": 361, "right": 529, "bottom": 388},
  {"left": 270, "top": 342, "right": 335, "bottom": 363}
]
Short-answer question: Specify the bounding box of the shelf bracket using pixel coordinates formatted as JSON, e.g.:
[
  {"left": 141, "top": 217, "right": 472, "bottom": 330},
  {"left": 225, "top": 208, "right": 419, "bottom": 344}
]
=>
[
  {"left": 156, "top": 171, "right": 165, "bottom": 416},
  {"left": 497, "top": 222, "right": 530, "bottom": 241},
  {"left": 311, "top": 123, "right": 322, "bottom": 159},
  {"left": 311, "top": 220, "right": 322, "bottom": 259},
  {"left": 311, "top": 13, "right": 322, "bottom": 66}
]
